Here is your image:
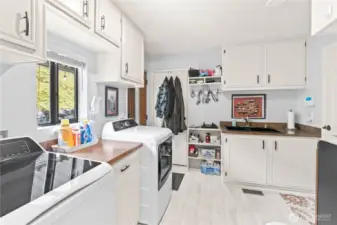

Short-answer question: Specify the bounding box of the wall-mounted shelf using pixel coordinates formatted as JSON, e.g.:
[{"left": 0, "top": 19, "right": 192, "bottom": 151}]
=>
[
  {"left": 188, "top": 142, "right": 221, "bottom": 147},
  {"left": 188, "top": 156, "right": 221, "bottom": 162},
  {"left": 188, "top": 76, "right": 222, "bottom": 86}
]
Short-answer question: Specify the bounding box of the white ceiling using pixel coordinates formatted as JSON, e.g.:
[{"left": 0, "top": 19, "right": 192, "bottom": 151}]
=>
[{"left": 114, "top": 0, "right": 310, "bottom": 55}]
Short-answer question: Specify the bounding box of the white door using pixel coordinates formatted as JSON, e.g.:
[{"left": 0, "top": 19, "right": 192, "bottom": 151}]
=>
[
  {"left": 322, "top": 44, "right": 337, "bottom": 142},
  {"left": 266, "top": 40, "right": 306, "bottom": 87},
  {"left": 95, "top": 0, "right": 121, "bottom": 47},
  {"left": 0, "top": 0, "right": 36, "bottom": 50},
  {"left": 222, "top": 44, "right": 264, "bottom": 88},
  {"left": 121, "top": 16, "right": 144, "bottom": 85},
  {"left": 271, "top": 138, "right": 317, "bottom": 190},
  {"left": 227, "top": 136, "right": 267, "bottom": 184},
  {"left": 152, "top": 70, "right": 188, "bottom": 166},
  {"left": 311, "top": 0, "right": 337, "bottom": 36},
  {"left": 49, "top": 0, "right": 93, "bottom": 28}
]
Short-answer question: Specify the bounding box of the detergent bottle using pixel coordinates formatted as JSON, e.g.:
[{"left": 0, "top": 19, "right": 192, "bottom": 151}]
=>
[{"left": 59, "top": 119, "right": 74, "bottom": 147}]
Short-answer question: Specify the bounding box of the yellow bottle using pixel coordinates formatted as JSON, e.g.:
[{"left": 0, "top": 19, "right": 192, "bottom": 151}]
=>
[{"left": 60, "top": 119, "right": 74, "bottom": 147}]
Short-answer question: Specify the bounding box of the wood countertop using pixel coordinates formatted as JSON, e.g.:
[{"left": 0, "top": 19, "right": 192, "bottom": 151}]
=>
[
  {"left": 220, "top": 121, "right": 321, "bottom": 138},
  {"left": 69, "top": 140, "right": 143, "bottom": 165}
]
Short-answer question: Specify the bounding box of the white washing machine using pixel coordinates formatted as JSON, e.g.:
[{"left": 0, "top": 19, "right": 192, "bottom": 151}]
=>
[
  {"left": 0, "top": 137, "right": 115, "bottom": 225},
  {"left": 102, "top": 119, "right": 173, "bottom": 225}
]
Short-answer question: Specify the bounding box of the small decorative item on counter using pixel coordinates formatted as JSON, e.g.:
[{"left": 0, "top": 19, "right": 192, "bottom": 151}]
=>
[
  {"left": 214, "top": 65, "right": 222, "bottom": 76},
  {"left": 232, "top": 119, "right": 237, "bottom": 127},
  {"left": 201, "top": 148, "right": 216, "bottom": 159},
  {"left": 205, "top": 133, "right": 210, "bottom": 143}
]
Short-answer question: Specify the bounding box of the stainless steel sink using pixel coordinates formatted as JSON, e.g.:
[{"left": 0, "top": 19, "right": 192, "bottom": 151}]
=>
[{"left": 225, "top": 126, "right": 281, "bottom": 133}]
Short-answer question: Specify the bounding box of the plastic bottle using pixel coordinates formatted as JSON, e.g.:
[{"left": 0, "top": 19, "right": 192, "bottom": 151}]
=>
[
  {"left": 60, "top": 119, "right": 74, "bottom": 147},
  {"left": 80, "top": 119, "right": 92, "bottom": 144}
]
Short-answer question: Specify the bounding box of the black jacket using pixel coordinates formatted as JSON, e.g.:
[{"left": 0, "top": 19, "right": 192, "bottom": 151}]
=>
[
  {"left": 173, "top": 77, "right": 187, "bottom": 134},
  {"left": 164, "top": 77, "right": 175, "bottom": 119}
]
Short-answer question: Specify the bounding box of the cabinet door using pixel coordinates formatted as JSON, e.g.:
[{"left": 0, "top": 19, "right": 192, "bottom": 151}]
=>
[
  {"left": 271, "top": 138, "right": 317, "bottom": 190},
  {"left": 222, "top": 44, "right": 264, "bottom": 88},
  {"left": 266, "top": 40, "right": 306, "bottom": 87},
  {"left": 0, "top": 0, "right": 36, "bottom": 50},
  {"left": 115, "top": 152, "right": 140, "bottom": 225},
  {"left": 95, "top": 0, "right": 121, "bottom": 47},
  {"left": 50, "top": 0, "right": 93, "bottom": 28},
  {"left": 322, "top": 45, "right": 337, "bottom": 141},
  {"left": 121, "top": 16, "right": 144, "bottom": 85},
  {"left": 227, "top": 136, "right": 267, "bottom": 184},
  {"left": 311, "top": 0, "right": 337, "bottom": 36}
]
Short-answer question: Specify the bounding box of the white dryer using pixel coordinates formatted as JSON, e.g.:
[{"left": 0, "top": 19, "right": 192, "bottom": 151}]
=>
[{"left": 102, "top": 119, "right": 173, "bottom": 225}]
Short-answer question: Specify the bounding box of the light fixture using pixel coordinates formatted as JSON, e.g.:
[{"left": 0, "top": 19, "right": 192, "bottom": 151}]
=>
[{"left": 266, "top": 0, "right": 286, "bottom": 7}]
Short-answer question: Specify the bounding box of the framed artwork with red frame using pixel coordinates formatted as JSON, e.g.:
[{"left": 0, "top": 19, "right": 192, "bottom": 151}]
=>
[{"left": 232, "top": 94, "right": 266, "bottom": 119}]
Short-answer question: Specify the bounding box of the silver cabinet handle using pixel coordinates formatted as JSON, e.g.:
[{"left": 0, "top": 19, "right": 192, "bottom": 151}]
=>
[
  {"left": 257, "top": 75, "right": 260, "bottom": 84},
  {"left": 101, "top": 15, "right": 105, "bottom": 30},
  {"left": 125, "top": 63, "right": 129, "bottom": 74},
  {"left": 268, "top": 75, "right": 271, "bottom": 83},
  {"left": 262, "top": 140, "right": 265, "bottom": 150},
  {"left": 274, "top": 141, "right": 277, "bottom": 151},
  {"left": 121, "top": 165, "right": 130, "bottom": 172},
  {"left": 83, "top": 0, "right": 88, "bottom": 18}
]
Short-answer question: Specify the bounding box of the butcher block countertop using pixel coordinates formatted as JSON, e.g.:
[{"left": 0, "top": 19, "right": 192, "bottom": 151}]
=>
[
  {"left": 220, "top": 121, "right": 321, "bottom": 138},
  {"left": 70, "top": 140, "right": 142, "bottom": 165}
]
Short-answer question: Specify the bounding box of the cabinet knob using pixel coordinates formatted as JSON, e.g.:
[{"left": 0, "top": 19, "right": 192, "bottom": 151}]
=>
[{"left": 322, "top": 125, "right": 331, "bottom": 131}]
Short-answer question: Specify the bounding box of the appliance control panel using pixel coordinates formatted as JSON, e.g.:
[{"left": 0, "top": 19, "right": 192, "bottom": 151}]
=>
[
  {"left": 0, "top": 137, "right": 43, "bottom": 160},
  {"left": 112, "top": 119, "right": 138, "bottom": 131}
]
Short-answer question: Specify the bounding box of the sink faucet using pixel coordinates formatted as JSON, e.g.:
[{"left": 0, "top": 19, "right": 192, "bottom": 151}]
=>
[{"left": 243, "top": 117, "right": 250, "bottom": 127}]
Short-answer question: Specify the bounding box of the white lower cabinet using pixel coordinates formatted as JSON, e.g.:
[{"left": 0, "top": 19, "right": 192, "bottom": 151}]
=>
[
  {"left": 225, "top": 136, "right": 267, "bottom": 184},
  {"left": 270, "top": 138, "right": 317, "bottom": 190},
  {"left": 223, "top": 135, "right": 317, "bottom": 190},
  {"left": 112, "top": 151, "right": 140, "bottom": 225}
]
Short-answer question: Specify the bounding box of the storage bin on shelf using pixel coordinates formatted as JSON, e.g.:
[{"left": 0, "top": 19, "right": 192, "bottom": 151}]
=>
[{"left": 200, "top": 160, "right": 221, "bottom": 176}]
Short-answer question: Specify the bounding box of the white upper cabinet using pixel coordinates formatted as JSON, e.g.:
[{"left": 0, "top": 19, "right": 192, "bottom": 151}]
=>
[
  {"left": 226, "top": 136, "right": 267, "bottom": 184},
  {"left": 223, "top": 44, "right": 264, "bottom": 88},
  {"left": 47, "top": 0, "right": 94, "bottom": 28},
  {"left": 311, "top": 0, "right": 337, "bottom": 36},
  {"left": 222, "top": 39, "right": 306, "bottom": 91},
  {"left": 0, "top": 0, "right": 36, "bottom": 50},
  {"left": 95, "top": 0, "right": 122, "bottom": 47},
  {"left": 270, "top": 138, "right": 317, "bottom": 190},
  {"left": 266, "top": 40, "right": 306, "bottom": 87},
  {"left": 121, "top": 16, "right": 144, "bottom": 85}
]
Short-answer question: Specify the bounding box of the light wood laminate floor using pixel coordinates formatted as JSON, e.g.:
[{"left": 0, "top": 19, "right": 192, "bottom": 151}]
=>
[{"left": 161, "top": 170, "right": 315, "bottom": 225}]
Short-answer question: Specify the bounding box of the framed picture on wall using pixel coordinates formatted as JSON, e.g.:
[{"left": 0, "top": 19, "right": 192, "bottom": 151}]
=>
[
  {"left": 232, "top": 94, "right": 266, "bottom": 119},
  {"left": 105, "top": 86, "right": 119, "bottom": 117}
]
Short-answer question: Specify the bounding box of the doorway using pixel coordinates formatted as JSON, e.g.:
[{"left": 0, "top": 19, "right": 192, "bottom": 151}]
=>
[{"left": 128, "top": 72, "right": 147, "bottom": 124}]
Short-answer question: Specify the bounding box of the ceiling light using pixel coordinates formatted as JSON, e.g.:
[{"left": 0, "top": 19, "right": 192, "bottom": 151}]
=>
[{"left": 266, "top": 0, "right": 287, "bottom": 7}]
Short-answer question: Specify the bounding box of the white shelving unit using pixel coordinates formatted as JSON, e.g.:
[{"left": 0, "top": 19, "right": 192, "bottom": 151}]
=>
[
  {"left": 187, "top": 127, "right": 222, "bottom": 175},
  {"left": 188, "top": 76, "right": 222, "bottom": 86}
]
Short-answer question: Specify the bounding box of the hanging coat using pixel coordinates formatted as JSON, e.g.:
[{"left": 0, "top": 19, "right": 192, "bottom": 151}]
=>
[
  {"left": 173, "top": 77, "right": 187, "bottom": 135},
  {"left": 155, "top": 77, "right": 169, "bottom": 118},
  {"left": 164, "top": 77, "right": 175, "bottom": 119}
]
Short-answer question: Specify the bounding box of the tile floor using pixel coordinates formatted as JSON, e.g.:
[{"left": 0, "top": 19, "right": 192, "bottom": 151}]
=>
[{"left": 161, "top": 168, "right": 315, "bottom": 225}]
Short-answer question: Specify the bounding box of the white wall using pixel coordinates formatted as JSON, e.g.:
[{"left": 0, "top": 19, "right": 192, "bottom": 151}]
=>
[
  {"left": 296, "top": 35, "right": 337, "bottom": 128},
  {"left": 0, "top": 34, "right": 127, "bottom": 142},
  {"left": 146, "top": 46, "right": 298, "bottom": 126}
]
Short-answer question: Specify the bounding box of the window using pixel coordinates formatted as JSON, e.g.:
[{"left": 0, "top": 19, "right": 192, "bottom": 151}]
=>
[{"left": 36, "top": 61, "right": 79, "bottom": 126}]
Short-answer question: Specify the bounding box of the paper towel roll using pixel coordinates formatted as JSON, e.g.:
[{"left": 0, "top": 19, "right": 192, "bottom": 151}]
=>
[{"left": 287, "top": 110, "right": 295, "bottom": 130}]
